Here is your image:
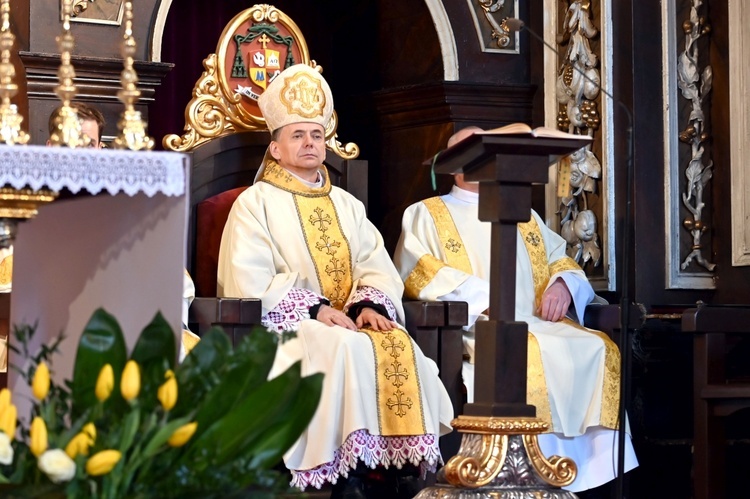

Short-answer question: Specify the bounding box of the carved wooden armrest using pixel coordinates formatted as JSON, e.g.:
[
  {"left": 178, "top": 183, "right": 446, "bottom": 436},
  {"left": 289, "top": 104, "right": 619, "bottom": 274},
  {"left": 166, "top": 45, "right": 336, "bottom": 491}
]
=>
[
  {"left": 403, "top": 300, "right": 468, "bottom": 460},
  {"left": 187, "top": 297, "right": 262, "bottom": 346},
  {"left": 583, "top": 303, "right": 621, "bottom": 340}
]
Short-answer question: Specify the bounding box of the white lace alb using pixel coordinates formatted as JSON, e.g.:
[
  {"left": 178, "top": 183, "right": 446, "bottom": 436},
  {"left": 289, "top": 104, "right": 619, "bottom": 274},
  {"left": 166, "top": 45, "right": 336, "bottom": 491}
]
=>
[{"left": 0, "top": 145, "right": 187, "bottom": 197}]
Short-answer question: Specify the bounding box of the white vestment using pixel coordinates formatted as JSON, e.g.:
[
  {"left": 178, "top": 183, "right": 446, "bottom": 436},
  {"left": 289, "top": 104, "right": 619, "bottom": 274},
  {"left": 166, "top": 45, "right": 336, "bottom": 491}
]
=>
[
  {"left": 394, "top": 185, "right": 637, "bottom": 492},
  {"left": 217, "top": 164, "right": 453, "bottom": 489}
]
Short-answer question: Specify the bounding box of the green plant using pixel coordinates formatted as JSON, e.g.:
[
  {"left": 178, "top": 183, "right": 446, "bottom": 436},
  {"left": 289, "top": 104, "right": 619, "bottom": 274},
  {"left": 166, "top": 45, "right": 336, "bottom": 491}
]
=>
[{"left": 0, "top": 308, "right": 322, "bottom": 498}]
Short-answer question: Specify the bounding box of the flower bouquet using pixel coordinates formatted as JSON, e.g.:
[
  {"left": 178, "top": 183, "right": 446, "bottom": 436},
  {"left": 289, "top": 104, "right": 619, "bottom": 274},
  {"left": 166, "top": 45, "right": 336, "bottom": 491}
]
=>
[{"left": 0, "top": 308, "right": 322, "bottom": 498}]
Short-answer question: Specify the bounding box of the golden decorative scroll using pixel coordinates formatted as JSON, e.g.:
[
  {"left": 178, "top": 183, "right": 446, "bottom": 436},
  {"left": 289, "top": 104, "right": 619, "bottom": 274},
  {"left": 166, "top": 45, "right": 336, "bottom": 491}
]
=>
[
  {"left": 523, "top": 434, "right": 578, "bottom": 487},
  {"left": 444, "top": 416, "right": 577, "bottom": 488},
  {"left": 359, "top": 328, "right": 426, "bottom": 436}
]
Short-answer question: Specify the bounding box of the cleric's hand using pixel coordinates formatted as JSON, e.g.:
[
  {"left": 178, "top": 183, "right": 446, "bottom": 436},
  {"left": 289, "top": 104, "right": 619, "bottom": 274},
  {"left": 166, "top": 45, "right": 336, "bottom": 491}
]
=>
[
  {"left": 537, "top": 278, "right": 572, "bottom": 322},
  {"left": 356, "top": 307, "right": 399, "bottom": 331},
  {"left": 316, "top": 304, "right": 357, "bottom": 330}
]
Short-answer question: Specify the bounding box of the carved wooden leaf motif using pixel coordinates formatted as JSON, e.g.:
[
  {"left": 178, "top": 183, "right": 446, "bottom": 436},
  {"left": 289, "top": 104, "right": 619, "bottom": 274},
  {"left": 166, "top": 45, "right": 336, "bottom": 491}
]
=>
[
  {"left": 701, "top": 162, "right": 714, "bottom": 186},
  {"left": 700, "top": 66, "right": 713, "bottom": 100}
]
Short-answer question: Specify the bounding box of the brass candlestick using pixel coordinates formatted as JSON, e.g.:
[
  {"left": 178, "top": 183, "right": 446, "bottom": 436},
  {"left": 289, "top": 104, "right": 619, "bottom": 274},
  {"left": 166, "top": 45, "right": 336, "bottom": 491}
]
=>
[
  {"left": 48, "top": 0, "right": 89, "bottom": 148},
  {"left": 112, "top": 1, "right": 153, "bottom": 151},
  {"left": 0, "top": 0, "right": 29, "bottom": 145}
]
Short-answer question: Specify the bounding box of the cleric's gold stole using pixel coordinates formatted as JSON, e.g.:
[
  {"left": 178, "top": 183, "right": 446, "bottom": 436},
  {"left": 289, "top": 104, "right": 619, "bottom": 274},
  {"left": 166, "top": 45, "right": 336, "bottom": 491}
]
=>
[
  {"left": 261, "top": 160, "right": 426, "bottom": 435},
  {"left": 404, "top": 197, "right": 472, "bottom": 299},
  {"left": 519, "top": 216, "right": 620, "bottom": 429},
  {"left": 261, "top": 160, "right": 353, "bottom": 309}
]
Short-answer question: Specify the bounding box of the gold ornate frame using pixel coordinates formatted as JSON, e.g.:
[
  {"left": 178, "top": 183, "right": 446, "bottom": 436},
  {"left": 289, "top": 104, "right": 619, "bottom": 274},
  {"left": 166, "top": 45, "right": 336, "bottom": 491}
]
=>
[
  {"left": 67, "top": 0, "right": 125, "bottom": 26},
  {"left": 163, "top": 4, "right": 358, "bottom": 159}
]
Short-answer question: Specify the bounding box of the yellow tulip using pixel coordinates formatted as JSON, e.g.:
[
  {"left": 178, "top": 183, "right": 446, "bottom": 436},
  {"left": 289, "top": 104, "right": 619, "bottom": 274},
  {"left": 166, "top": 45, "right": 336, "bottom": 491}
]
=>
[
  {"left": 65, "top": 423, "right": 96, "bottom": 459},
  {"left": 157, "top": 371, "right": 178, "bottom": 411},
  {"left": 85, "top": 449, "right": 121, "bottom": 476},
  {"left": 95, "top": 364, "right": 114, "bottom": 402},
  {"left": 0, "top": 403, "right": 16, "bottom": 440},
  {"left": 30, "top": 416, "right": 48, "bottom": 457},
  {"left": 167, "top": 421, "right": 197, "bottom": 447},
  {"left": 0, "top": 388, "right": 10, "bottom": 413},
  {"left": 32, "top": 362, "right": 50, "bottom": 401},
  {"left": 83, "top": 422, "right": 96, "bottom": 442},
  {"left": 120, "top": 360, "right": 141, "bottom": 402},
  {"left": 65, "top": 432, "right": 89, "bottom": 459}
]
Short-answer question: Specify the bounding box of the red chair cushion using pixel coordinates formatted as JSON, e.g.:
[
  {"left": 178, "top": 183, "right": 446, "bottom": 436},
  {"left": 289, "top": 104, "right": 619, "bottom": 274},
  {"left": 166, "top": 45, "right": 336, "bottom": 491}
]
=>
[{"left": 194, "top": 186, "right": 248, "bottom": 297}]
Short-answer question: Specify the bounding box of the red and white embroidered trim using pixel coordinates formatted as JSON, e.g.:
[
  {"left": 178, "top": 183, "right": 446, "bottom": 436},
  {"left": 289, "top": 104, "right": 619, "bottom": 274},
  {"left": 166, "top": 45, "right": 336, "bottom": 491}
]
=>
[{"left": 289, "top": 429, "right": 441, "bottom": 490}]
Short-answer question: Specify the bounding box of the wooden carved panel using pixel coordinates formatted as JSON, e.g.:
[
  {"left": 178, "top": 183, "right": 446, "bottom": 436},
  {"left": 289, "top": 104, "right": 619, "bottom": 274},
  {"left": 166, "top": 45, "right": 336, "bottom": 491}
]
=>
[
  {"left": 543, "top": 0, "right": 615, "bottom": 291},
  {"left": 730, "top": 0, "right": 750, "bottom": 266}
]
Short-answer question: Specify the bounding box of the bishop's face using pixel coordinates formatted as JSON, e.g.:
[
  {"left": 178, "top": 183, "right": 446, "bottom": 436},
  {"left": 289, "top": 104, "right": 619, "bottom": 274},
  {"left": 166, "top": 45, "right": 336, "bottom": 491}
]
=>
[{"left": 269, "top": 123, "right": 326, "bottom": 182}]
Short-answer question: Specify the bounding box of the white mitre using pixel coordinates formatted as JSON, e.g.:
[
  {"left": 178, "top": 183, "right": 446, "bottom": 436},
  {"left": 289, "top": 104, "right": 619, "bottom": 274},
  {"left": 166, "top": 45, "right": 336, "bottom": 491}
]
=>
[{"left": 258, "top": 63, "right": 334, "bottom": 133}]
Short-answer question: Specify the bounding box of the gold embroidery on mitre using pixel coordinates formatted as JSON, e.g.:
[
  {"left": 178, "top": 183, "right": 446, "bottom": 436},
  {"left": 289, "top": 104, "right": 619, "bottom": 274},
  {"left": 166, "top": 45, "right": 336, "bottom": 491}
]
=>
[
  {"left": 422, "top": 197, "right": 473, "bottom": 274},
  {"left": 561, "top": 318, "right": 621, "bottom": 430},
  {"left": 550, "top": 257, "right": 583, "bottom": 276},
  {"left": 526, "top": 332, "right": 552, "bottom": 429},
  {"left": 404, "top": 254, "right": 447, "bottom": 300},
  {"left": 518, "top": 216, "right": 549, "bottom": 307},
  {"left": 280, "top": 71, "right": 326, "bottom": 119},
  {"left": 360, "top": 327, "right": 426, "bottom": 436},
  {"left": 294, "top": 195, "right": 352, "bottom": 310}
]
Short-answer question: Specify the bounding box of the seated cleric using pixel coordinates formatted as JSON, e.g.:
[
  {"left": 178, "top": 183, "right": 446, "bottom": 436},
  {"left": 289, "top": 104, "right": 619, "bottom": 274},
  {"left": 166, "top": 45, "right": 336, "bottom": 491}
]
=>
[
  {"left": 393, "top": 126, "right": 638, "bottom": 493},
  {"left": 216, "top": 63, "right": 454, "bottom": 498}
]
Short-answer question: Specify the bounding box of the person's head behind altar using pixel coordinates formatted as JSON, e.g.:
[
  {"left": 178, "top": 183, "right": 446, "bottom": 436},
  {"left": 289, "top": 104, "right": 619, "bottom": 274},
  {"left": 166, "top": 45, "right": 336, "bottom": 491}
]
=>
[
  {"left": 256, "top": 64, "right": 334, "bottom": 183},
  {"left": 47, "top": 102, "right": 106, "bottom": 149},
  {"left": 448, "top": 126, "right": 483, "bottom": 193}
]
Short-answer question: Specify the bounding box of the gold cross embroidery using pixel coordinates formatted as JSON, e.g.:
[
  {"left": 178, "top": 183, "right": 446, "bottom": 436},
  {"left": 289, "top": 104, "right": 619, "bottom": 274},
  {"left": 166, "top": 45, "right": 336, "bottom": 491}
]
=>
[
  {"left": 325, "top": 257, "right": 347, "bottom": 282},
  {"left": 445, "top": 238, "right": 462, "bottom": 253},
  {"left": 385, "top": 361, "right": 409, "bottom": 388},
  {"left": 315, "top": 234, "right": 341, "bottom": 255},
  {"left": 526, "top": 233, "right": 541, "bottom": 246},
  {"left": 386, "top": 389, "right": 414, "bottom": 417},
  {"left": 309, "top": 207, "right": 332, "bottom": 231}
]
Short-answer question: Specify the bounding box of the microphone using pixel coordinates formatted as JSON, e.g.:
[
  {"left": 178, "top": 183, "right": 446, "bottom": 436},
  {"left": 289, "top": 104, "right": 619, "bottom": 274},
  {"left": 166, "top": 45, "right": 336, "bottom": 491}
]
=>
[{"left": 508, "top": 16, "right": 635, "bottom": 499}]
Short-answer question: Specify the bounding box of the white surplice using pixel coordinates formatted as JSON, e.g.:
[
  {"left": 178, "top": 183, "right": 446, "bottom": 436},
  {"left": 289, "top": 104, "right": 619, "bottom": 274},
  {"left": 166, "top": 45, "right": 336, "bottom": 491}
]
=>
[
  {"left": 217, "top": 166, "right": 454, "bottom": 489},
  {"left": 393, "top": 185, "right": 637, "bottom": 492}
]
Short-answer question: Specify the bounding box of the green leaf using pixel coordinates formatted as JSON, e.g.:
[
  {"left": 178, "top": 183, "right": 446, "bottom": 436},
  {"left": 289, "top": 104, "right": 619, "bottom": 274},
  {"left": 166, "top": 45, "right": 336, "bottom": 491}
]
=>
[
  {"left": 184, "top": 361, "right": 313, "bottom": 471},
  {"left": 141, "top": 415, "right": 192, "bottom": 458},
  {"left": 118, "top": 408, "right": 142, "bottom": 454},
  {"left": 130, "top": 312, "right": 177, "bottom": 412},
  {"left": 246, "top": 372, "right": 323, "bottom": 469},
  {"left": 188, "top": 328, "right": 278, "bottom": 440},
  {"left": 71, "top": 308, "right": 127, "bottom": 418}
]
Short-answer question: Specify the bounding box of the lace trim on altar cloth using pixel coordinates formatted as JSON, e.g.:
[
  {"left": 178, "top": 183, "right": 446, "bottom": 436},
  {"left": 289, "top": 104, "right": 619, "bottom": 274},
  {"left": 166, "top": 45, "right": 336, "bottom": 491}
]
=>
[
  {"left": 0, "top": 145, "right": 186, "bottom": 197},
  {"left": 345, "top": 285, "right": 399, "bottom": 322},
  {"left": 262, "top": 287, "right": 325, "bottom": 333},
  {"left": 289, "top": 429, "right": 441, "bottom": 490}
]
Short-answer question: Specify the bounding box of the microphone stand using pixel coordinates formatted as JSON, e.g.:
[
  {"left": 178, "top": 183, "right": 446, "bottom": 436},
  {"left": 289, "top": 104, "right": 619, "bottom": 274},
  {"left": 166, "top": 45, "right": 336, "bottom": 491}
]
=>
[{"left": 509, "top": 19, "right": 634, "bottom": 499}]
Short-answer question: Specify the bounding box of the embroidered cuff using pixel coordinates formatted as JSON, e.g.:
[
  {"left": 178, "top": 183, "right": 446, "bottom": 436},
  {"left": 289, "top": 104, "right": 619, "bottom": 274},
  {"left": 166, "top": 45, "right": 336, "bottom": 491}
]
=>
[
  {"left": 346, "top": 300, "right": 390, "bottom": 321},
  {"left": 309, "top": 298, "right": 331, "bottom": 320}
]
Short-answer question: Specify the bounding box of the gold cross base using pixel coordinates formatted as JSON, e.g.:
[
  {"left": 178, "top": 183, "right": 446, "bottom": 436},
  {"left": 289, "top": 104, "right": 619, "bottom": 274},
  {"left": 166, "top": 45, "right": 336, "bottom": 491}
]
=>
[{"left": 416, "top": 416, "right": 579, "bottom": 499}]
